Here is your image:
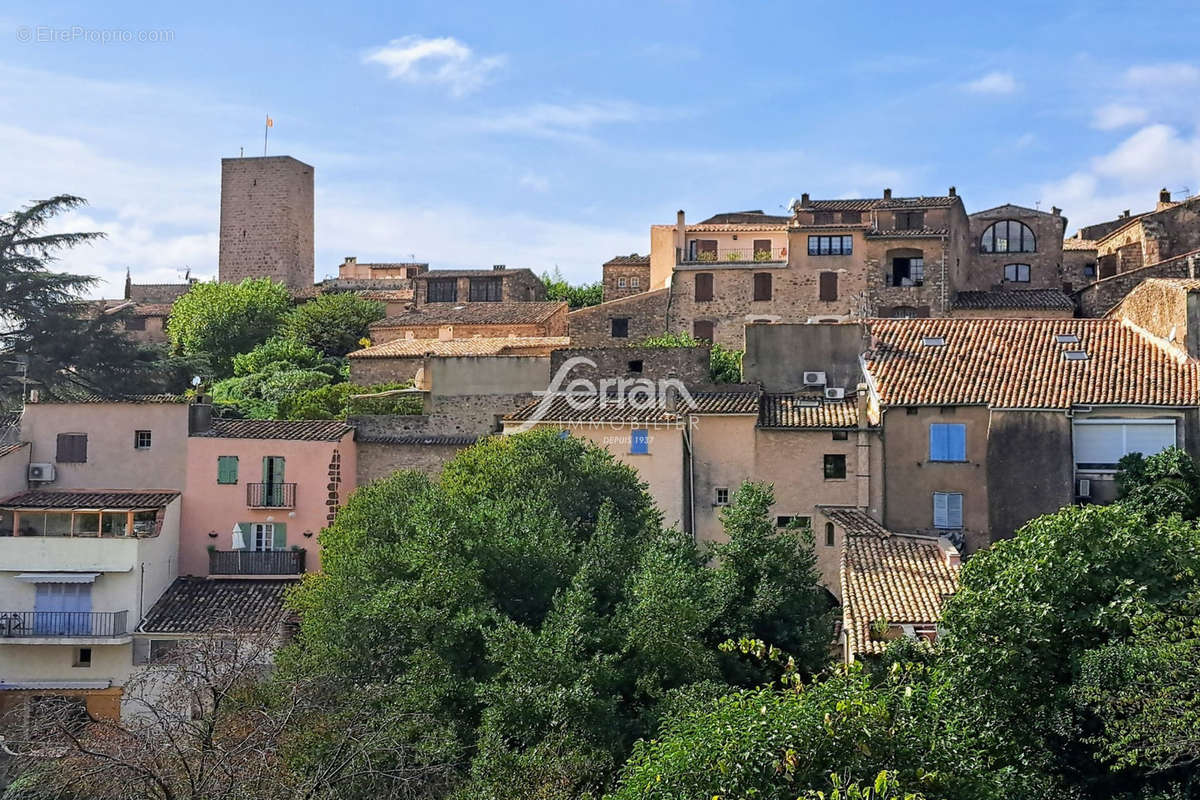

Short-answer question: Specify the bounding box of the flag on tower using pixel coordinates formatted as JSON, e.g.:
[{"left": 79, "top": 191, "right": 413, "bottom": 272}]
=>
[{"left": 266, "top": 116, "right": 273, "bottom": 128}]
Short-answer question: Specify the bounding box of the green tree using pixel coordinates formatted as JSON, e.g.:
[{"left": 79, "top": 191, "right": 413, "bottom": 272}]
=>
[
  {"left": 0, "top": 195, "right": 178, "bottom": 402},
  {"left": 935, "top": 504, "right": 1200, "bottom": 797},
  {"left": 283, "top": 292, "right": 385, "bottom": 357},
  {"left": 278, "top": 381, "right": 423, "bottom": 419},
  {"left": 209, "top": 337, "right": 339, "bottom": 419},
  {"left": 639, "top": 331, "right": 743, "bottom": 384},
  {"left": 541, "top": 268, "right": 603, "bottom": 309},
  {"left": 167, "top": 278, "right": 292, "bottom": 377},
  {"left": 1115, "top": 446, "right": 1200, "bottom": 520}
]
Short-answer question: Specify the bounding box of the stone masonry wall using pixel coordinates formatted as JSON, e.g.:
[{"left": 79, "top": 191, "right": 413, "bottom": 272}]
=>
[
  {"left": 603, "top": 262, "right": 651, "bottom": 300},
  {"left": 568, "top": 288, "right": 669, "bottom": 347},
  {"left": 218, "top": 156, "right": 314, "bottom": 293},
  {"left": 964, "top": 206, "right": 1066, "bottom": 291},
  {"left": 1074, "top": 252, "right": 1199, "bottom": 316},
  {"left": 550, "top": 346, "right": 710, "bottom": 385}
]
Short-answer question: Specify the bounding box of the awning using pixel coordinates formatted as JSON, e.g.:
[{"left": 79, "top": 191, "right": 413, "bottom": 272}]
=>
[
  {"left": 14, "top": 572, "right": 100, "bottom": 584},
  {"left": 0, "top": 680, "right": 111, "bottom": 691}
]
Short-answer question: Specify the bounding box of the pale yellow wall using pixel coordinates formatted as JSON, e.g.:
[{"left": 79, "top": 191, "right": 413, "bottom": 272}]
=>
[
  {"left": 650, "top": 225, "right": 678, "bottom": 290},
  {"left": 0, "top": 642, "right": 136, "bottom": 685},
  {"left": 0, "top": 444, "right": 30, "bottom": 499},
  {"left": 20, "top": 403, "right": 189, "bottom": 491}
]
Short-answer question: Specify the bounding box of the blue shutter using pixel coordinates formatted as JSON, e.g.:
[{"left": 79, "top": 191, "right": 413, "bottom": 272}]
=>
[
  {"left": 630, "top": 429, "right": 649, "bottom": 455},
  {"left": 948, "top": 493, "right": 964, "bottom": 529},
  {"left": 930, "top": 424, "right": 946, "bottom": 461},
  {"left": 930, "top": 424, "right": 966, "bottom": 461}
]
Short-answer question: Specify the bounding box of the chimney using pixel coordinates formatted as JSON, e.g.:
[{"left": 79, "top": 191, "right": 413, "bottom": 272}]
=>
[
  {"left": 1123, "top": 209, "right": 1131, "bottom": 218},
  {"left": 188, "top": 398, "right": 213, "bottom": 435},
  {"left": 438, "top": 325, "right": 453, "bottom": 341},
  {"left": 1051, "top": 206, "right": 1061, "bottom": 217},
  {"left": 800, "top": 192, "right": 810, "bottom": 207},
  {"left": 883, "top": 188, "right": 892, "bottom": 200},
  {"left": 1160, "top": 188, "right": 1172, "bottom": 204},
  {"left": 948, "top": 186, "right": 956, "bottom": 198},
  {"left": 938, "top": 536, "right": 962, "bottom": 569},
  {"left": 855, "top": 382, "right": 869, "bottom": 430},
  {"left": 676, "top": 209, "right": 686, "bottom": 228},
  {"left": 345, "top": 256, "right": 357, "bottom": 265}
]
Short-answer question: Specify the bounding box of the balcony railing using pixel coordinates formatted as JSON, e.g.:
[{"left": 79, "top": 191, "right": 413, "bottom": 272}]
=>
[
  {"left": 0, "top": 610, "right": 128, "bottom": 639},
  {"left": 246, "top": 482, "right": 297, "bottom": 509},
  {"left": 209, "top": 549, "right": 306, "bottom": 576},
  {"left": 680, "top": 247, "right": 786, "bottom": 265}
]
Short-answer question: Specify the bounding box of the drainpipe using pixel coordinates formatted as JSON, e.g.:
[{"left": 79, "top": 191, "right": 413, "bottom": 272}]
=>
[{"left": 683, "top": 416, "right": 695, "bottom": 543}]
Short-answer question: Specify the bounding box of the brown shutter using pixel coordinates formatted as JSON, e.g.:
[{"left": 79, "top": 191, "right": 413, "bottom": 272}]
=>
[
  {"left": 753, "top": 272, "right": 772, "bottom": 301},
  {"left": 693, "top": 320, "right": 714, "bottom": 342},
  {"left": 819, "top": 271, "right": 838, "bottom": 301},
  {"left": 694, "top": 273, "right": 714, "bottom": 302},
  {"left": 56, "top": 433, "right": 87, "bottom": 463},
  {"left": 752, "top": 239, "right": 771, "bottom": 258}
]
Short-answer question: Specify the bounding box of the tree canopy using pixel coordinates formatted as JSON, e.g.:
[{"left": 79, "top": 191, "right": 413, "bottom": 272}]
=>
[
  {"left": 640, "top": 331, "right": 743, "bottom": 384},
  {"left": 282, "top": 291, "right": 385, "bottom": 357},
  {"left": 541, "top": 268, "right": 603, "bottom": 309},
  {"left": 167, "top": 278, "right": 293, "bottom": 378}
]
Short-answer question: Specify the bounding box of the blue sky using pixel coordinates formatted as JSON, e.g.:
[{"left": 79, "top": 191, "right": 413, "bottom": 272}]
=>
[{"left": 2, "top": 0, "right": 1199, "bottom": 296}]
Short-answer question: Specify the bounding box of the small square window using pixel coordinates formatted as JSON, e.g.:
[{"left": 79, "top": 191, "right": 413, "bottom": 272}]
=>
[
  {"left": 630, "top": 429, "right": 650, "bottom": 455},
  {"left": 618, "top": 277, "right": 627, "bottom": 288},
  {"left": 906, "top": 407, "right": 920, "bottom": 416},
  {"left": 823, "top": 454, "right": 847, "bottom": 480},
  {"left": 74, "top": 647, "right": 92, "bottom": 668},
  {"left": 631, "top": 277, "right": 640, "bottom": 288},
  {"left": 628, "top": 360, "right": 644, "bottom": 374},
  {"left": 611, "top": 318, "right": 629, "bottom": 338},
  {"left": 832, "top": 430, "right": 849, "bottom": 441},
  {"left": 134, "top": 430, "right": 152, "bottom": 450},
  {"left": 715, "top": 487, "right": 729, "bottom": 506}
]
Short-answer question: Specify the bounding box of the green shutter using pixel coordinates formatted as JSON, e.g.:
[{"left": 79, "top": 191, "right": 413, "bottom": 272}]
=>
[
  {"left": 262, "top": 456, "right": 285, "bottom": 483},
  {"left": 272, "top": 523, "right": 287, "bottom": 550},
  {"left": 217, "top": 456, "right": 239, "bottom": 484}
]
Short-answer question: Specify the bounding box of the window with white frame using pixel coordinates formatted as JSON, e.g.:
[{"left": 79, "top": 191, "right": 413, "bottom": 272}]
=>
[
  {"left": 1073, "top": 418, "right": 1178, "bottom": 471},
  {"left": 933, "top": 492, "right": 963, "bottom": 529},
  {"left": 251, "top": 522, "right": 276, "bottom": 551},
  {"left": 617, "top": 277, "right": 627, "bottom": 288},
  {"left": 714, "top": 487, "right": 729, "bottom": 506}
]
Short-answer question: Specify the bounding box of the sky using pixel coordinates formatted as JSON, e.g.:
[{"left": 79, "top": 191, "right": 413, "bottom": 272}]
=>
[{"left": 2, "top": 0, "right": 1200, "bottom": 297}]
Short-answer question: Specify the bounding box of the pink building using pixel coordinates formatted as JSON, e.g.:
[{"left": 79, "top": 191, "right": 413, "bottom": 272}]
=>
[{"left": 182, "top": 416, "right": 357, "bottom": 578}]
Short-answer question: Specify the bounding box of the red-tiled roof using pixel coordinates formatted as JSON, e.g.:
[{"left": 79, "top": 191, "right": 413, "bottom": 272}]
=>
[
  {"left": 137, "top": 577, "right": 295, "bottom": 634},
  {"left": 802, "top": 195, "right": 958, "bottom": 212},
  {"left": 349, "top": 336, "right": 569, "bottom": 359},
  {"left": 370, "top": 301, "right": 566, "bottom": 328},
  {"left": 951, "top": 289, "right": 1075, "bottom": 311},
  {"left": 192, "top": 419, "right": 353, "bottom": 441},
  {"left": 690, "top": 390, "right": 761, "bottom": 415},
  {"left": 603, "top": 254, "right": 650, "bottom": 266},
  {"left": 759, "top": 395, "right": 859, "bottom": 428},
  {"left": 504, "top": 394, "right": 680, "bottom": 424},
  {"left": 1, "top": 490, "right": 179, "bottom": 509},
  {"left": 864, "top": 227, "right": 950, "bottom": 239},
  {"left": 863, "top": 317, "right": 1200, "bottom": 408},
  {"left": 414, "top": 268, "right": 535, "bottom": 279}
]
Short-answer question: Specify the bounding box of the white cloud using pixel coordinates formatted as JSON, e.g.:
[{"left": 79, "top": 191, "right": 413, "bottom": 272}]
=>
[
  {"left": 363, "top": 36, "right": 505, "bottom": 97},
  {"left": 1092, "top": 103, "right": 1149, "bottom": 131},
  {"left": 477, "top": 101, "right": 652, "bottom": 139},
  {"left": 1092, "top": 124, "right": 1200, "bottom": 181},
  {"left": 964, "top": 71, "right": 1018, "bottom": 94},
  {"left": 1124, "top": 62, "right": 1200, "bottom": 87}
]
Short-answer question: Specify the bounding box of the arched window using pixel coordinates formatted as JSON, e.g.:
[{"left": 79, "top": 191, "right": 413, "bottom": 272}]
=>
[
  {"left": 825, "top": 521, "right": 835, "bottom": 547},
  {"left": 980, "top": 220, "right": 1036, "bottom": 253}
]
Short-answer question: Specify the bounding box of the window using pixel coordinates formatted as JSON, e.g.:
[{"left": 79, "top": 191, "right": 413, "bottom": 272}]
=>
[
  {"left": 1004, "top": 263, "right": 1031, "bottom": 283},
  {"left": 133, "top": 510, "right": 158, "bottom": 536},
  {"left": 808, "top": 235, "right": 853, "bottom": 256},
  {"left": 149, "top": 639, "right": 179, "bottom": 664},
  {"left": 689, "top": 240, "right": 718, "bottom": 261},
  {"left": 929, "top": 423, "right": 967, "bottom": 461},
  {"left": 250, "top": 522, "right": 282, "bottom": 551},
  {"left": 630, "top": 429, "right": 650, "bottom": 455},
  {"left": 74, "top": 647, "right": 92, "bottom": 668},
  {"left": 890, "top": 257, "right": 924, "bottom": 286},
  {"left": 906, "top": 407, "right": 919, "bottom": 415},
  {"left": 1073, "top": 419, "right": 1177, "bottom": 471},
  {"left": 34, "top": 583, "right": 92, "bottom": 635},
  {"left": 819, "top": 271, "right": 838, "bottom": 301},
  {"left": 753, "top": 239, "right": 773, "bottom": 260},
  {"left": 426, "top": 278, "right": 458, "bottom": 303},
  {"left": 933, "top": 492, "right": 964, "bottom": 529},
  {"left": 823, "top": 454, "right": 847, "bottom": 479},
  {"left": 695, "top": 273, "right": 714, "bottom": 301},
  {"left": 894, "top": 211, "right": 925, "bottom": 230},
  {"left": 693, "top": 320, "right": 714, "bottom": 342},
  {"left": 980, "top": 220, "right": 1036, "bottom": 253},
  {"left": 715, "top": 487, "right": 729, "bottom": 506},
  {"left": 468, "top": 277, "right": 503, "bottom": 302},
  {"left": 125, "top": 317, "right": 146, "bottom": 331},
  {"left": 825, "top": 521, "right": 835, "bottom": 547},
  {"left": 813, "top": 211, "right": 835, "bottom": 224},
  {"left": 1083, "top": 263, "right": 1097, "bottom": 279},
  {"left": 631, "top": 277, "right": 640, "bottom": 288},
  {"left": 217, "top": 456, "right": 239, "bottom": 484},
  {"left": 134, "top": 430, "right": 152, "bottom": 450},
  {"left": 776, "top": 515, "right": 812, "bottom": 529},
  {"left": 832, "top": 430, "right": 849, "bottom": 441},
  {"left": 611, "top": 318, "right": 630, "bottom": 338},
  {"left": 841, "top": 211, "right": 862, "bottom": 224},
  {"left": 627, "top": 360, "right": 643, "bottom": 373},
  {"left": 753, "top": 272, "right": 773, "bottom": 301},
  {"left": 55, "top": 433, "right": 87, "bottom": 463},
  {"left": 617, "top": 276, "right": 627, "bottom": 288}
]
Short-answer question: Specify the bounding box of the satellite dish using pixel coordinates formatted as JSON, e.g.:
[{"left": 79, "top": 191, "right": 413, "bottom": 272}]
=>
[
  {"left": 191, "top": 376, "right": 202, "bottom": 387},
  {"left": 786, "top": 197, "right": 800, "bottom": 212}
]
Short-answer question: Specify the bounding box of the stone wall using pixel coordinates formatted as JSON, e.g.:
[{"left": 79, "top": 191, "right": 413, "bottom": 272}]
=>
[
  {"left": 549, "top": 346, "right": 710, "bottom": 385},
  {"left": 743, "top": 323, "right": 868, "bottom": 392},
  {"left": 1110, "top": 278, "right": 1200, "bottom": 357},
  {"left": 218, "top": 156, "right": 314, "bottom": 293},
  {"left": 602, "top": 261, "right": 651, "bottom": 301},
  {"left": 355, "top": 440, "right": 471, "bottom": 484},
  {"left": 567, "top": 288, "right": 670, "bottom": 347},
  {"left": 964, "top": 205, "right": 1067, "bottom": 291},
  {"left": 371, "top": 319, "right": 562, "bottom": 345},
  {"left": 348, "top": 356, "right": 423, "bottom": 385},
  {"left": 414, "top": 271, "right": 546, "bottom": 305},
  {"left": 1074, "top": 252, "right": 1199, "bottom": 316}
]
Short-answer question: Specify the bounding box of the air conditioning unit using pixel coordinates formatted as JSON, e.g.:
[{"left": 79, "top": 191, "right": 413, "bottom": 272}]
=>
[
  {"left": 28, "top": 463, "right": 55, "bottom": 483},
  {"left": 1076, "top": 478, "right": 1091, "bottom": 499},
  {"left": 824, "top": 387, "right": 846, "bottom": 400},
  {"left": 802, "top": 371, "right": 827, "bottom": 386}
]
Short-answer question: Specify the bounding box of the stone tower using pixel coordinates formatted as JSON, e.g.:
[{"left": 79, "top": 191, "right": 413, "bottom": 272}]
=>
[{"left": 218, "top": 155, "right": 314, "bottom": 293}]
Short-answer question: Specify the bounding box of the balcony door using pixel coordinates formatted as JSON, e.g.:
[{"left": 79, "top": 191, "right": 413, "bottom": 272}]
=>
[
  {"left": 34, "top": 583, "right": 92, "bottom": 635},
  {"left": 262, "top": 457, "right": 285, "bottom": 507}
]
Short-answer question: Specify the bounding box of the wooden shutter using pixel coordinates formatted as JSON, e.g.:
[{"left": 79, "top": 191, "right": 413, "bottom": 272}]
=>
[
  {"left": 933, "top": 493, "right": 948, "bottom": 528},
  {"left": 217, "top": 456, "right": 238, "bottom": 484},
  {"left": 56, "top": 433, "right": 87, "bottom": 463},
  {"left": 752, "top": 239, "right": 771, "bottom": 257},
  {"left": 693, "top": 320, "right": 714, "bottom": 342},
  {"left": 272, "top": 523, "right": 288, "bottom": 550},
  {"left": 819, "top": 271, "right": 838, "bottom": 301},
  {"left": 753, "top": 273, "right": 772, "bottom": 301},
  {"left": 694, "top": 273, "right": 714, "bottom": 302}
]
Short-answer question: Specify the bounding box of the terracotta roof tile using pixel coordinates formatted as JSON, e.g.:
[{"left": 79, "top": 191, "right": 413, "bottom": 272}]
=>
[
  {"left": 759, "top": 395, "right": 859, "bottom": 428},
  {"left": 193, "top": 419, "right": 353, "bottom": 441},
  {"left": 802, "top": 195, "right": 958, "bottom": 212},
  {"left": 370, "top": 301, "right": 566, "bottom": 328},
  {"left": 0, "top": 442, "right": 29, "bottom": 459},
  {"left": 603, "top": 254, "right": 650, "bottom": 266},
  {"left": 356, "top": 434, "right": 479, "bottom": 446},
  {"left": 1, "top": 490, "right": 179, "bottom": 509},
  {"left": 696, "top": 211, "right": 792, "bottom": 225},
  {"left": 951, "top": 289, "right": 1075, "bottom": 311},
  {"left": 37, "top": 393, "right": 186, "bottom": 405},
  {"left": 864, "top": 317, "right": 1200, "bottom": 408},
  {"left": 690, "top": 390, "right": 761, "bottom": 415},
  {"left": 414, "top": 268, "right": 535, "bottom": 279},
  {"left": 834, "top": 509, "right": 960, "bottom": 658},
  {"left": 865, "top": 227, "right": 950, "bottom": 239},
  {"left": 504, "top": 393, "right": 680, "bottom": 424},
  {"left": 687, "top": 223, "right": 787, "bottom": 232},
  {"left": 349, "top": 336, "right": 570, "bottom": 359},
  {"left": 137, "top": 577, "right": 295, "bottom": 634}
]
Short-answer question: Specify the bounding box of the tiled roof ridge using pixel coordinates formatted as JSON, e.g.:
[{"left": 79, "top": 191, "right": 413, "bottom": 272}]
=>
[
  {"left": 566, "top": 287, "right": 669, "bottom": 313},
  {"left": 1120, "top": 317, "right": 1193, "bottom": 365}
]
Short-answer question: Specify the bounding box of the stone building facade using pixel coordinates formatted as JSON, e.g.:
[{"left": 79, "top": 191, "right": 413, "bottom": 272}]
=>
[
  {"left": 549, "top": 345, "right": 710, "bottom": 386},
  {"left": 412, "top": 268, "right": 545, "bottom": 306},
  {"left": 366, "top": 302, "right": 568, "bottom": 345},
  {"left": 602, "top": 254, "right": 651, "bottom": 300},
  {"left": 963, "top": 204, "right": 1067, "bottom": 292},
  {"left": 218, "top": 156, "right": 315, "bottom": 293},
  {"left": 566, "top": 288, "right": 670, "bottom": 347}
]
